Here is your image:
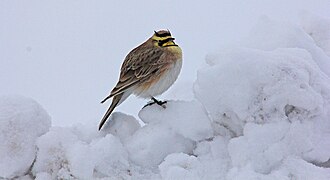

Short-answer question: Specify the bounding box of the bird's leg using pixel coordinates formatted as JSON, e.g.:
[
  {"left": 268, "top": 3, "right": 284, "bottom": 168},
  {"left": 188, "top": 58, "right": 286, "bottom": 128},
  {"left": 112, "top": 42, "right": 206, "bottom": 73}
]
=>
[
  {"left": 151, "top": 97, "right": 167, "bottom": 108},
  {"left": 143, "top": 97, "right": 167, "bottom": 109}
]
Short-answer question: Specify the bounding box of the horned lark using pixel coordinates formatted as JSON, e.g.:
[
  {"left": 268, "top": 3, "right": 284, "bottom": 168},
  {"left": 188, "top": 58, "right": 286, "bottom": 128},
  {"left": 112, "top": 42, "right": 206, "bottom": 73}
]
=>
[{"left": 99, "top": 30, "right": 182, "bottom": 130}]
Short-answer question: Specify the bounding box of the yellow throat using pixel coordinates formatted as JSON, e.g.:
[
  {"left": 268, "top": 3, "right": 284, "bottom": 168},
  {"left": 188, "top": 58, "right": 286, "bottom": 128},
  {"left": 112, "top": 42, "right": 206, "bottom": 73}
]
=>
[{"left": 151, "top": 30, "right": 182, "bottom": 56}]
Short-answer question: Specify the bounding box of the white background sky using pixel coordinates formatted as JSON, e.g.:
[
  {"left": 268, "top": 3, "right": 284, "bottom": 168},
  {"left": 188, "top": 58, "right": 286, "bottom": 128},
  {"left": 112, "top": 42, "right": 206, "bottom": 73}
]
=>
[{"left": 1, "top": 0, "right": 330, "bottom": 127}]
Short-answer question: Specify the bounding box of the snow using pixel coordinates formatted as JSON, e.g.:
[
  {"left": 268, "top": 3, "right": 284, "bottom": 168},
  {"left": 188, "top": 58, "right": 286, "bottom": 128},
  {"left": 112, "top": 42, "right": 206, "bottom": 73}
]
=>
[
  {"left": 243, "top": 16, "right": 330, "bottom": 76},
  {"left": 0, "top": 96, "right": 51, "bottom": 178},
  {"left": 125, "top": 123, "right": 194, "bottom": 169},
  {"left": 300, "top": 12, "right": 330, "bottom": 57},
  {"left": 139, "top": 101, "right": 213, "bottom": 141},
  {"left": 1, "top": 12, "right": 330, "bottom": 179},
  {"left": 101, "top": 112, "right": 141, "bottom": 142}
]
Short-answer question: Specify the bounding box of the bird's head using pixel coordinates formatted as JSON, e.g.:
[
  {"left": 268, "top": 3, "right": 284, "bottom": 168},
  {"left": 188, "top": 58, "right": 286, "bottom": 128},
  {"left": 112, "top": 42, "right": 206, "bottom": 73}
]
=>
[{"left": 151, "top": 30, "right": 178, "bottom": 47}]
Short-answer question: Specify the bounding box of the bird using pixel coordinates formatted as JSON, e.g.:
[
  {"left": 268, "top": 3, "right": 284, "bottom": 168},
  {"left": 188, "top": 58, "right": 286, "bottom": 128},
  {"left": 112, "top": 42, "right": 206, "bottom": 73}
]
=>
[{"left": 99, "top": 30, "right": 182, "bottom": 130}]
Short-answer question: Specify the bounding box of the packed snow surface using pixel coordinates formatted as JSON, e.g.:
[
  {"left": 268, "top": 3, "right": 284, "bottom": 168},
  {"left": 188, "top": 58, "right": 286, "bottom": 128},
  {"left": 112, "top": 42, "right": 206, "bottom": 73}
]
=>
[{"left": 1, "top": 13, "right": 330, "bottom": 179}]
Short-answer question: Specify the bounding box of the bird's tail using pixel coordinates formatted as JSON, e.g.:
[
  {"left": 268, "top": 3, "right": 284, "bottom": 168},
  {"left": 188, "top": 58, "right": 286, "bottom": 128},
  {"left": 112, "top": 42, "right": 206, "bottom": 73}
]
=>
[{"left": 98, "top": 93, "right": 123, "bottom": 130}]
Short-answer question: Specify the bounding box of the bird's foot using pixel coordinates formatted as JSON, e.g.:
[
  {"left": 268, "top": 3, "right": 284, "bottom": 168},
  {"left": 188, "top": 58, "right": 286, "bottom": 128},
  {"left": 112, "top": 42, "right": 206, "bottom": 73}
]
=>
[
  {"left": 152, "top": 97, "right": 167, "bottom": 108},
  {"left": 143, "top": 97, "right": 167, "bottom": 109}
]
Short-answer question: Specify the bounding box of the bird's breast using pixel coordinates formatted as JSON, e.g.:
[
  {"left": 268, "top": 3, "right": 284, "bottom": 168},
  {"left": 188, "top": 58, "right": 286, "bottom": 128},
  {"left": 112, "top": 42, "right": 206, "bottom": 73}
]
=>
[
  {"left": 134, "top": 58, "right": 182, "bottom": 98},
  {"left": 167, "top": 45, "right": 182, "bottom": 59}
]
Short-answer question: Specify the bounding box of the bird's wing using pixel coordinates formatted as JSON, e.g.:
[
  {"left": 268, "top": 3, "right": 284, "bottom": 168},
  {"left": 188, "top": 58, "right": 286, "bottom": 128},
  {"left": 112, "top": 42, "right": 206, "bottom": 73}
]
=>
[{"left": 101, "top": 47, "right": 165, "bottom": 103}]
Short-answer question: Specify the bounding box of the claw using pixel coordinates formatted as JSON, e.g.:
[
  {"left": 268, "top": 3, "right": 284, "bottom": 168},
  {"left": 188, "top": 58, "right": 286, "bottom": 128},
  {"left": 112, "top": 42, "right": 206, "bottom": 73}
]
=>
[
  {"left": 143, "top": 101, "right": 156, "bottom": 109},
  {"left": 142, "top": 97, "right": 167, "bottom": 109},
  {"left": 151, "top": 97, "right": 167, "bottom": 108}
]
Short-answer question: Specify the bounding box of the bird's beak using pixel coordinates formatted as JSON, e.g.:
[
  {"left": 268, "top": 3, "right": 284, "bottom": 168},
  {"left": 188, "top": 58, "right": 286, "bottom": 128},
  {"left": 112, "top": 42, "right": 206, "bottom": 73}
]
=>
[{"left": 168, "top": 37, "right": 176, "bottom": 44}]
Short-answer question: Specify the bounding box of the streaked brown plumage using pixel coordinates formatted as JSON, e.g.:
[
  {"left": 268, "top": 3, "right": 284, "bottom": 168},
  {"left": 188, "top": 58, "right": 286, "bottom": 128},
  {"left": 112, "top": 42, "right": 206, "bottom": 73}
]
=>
[{"left": 99, "top": 30, "right": 182, "bottom": 130}]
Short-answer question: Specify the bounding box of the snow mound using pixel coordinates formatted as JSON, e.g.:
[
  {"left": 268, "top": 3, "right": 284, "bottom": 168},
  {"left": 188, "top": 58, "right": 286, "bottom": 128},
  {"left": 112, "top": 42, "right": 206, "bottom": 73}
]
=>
[
  {"left": 192, "top": 15, "right": 330, "bottom": 179},
  {"left": 300, "top": 12, "right": 330, "bottom": 57},
  {"left": 244, "top": 16, "right": 330, "bottom": 76},
  {"left": 0, "top": 96, "right": 51, "bottom": 178},
  {"left": 101, "top": 112, "right": 141, "bottom": 142},
  {"left": 159, "top": 136, "right": 231, "bottom": 179},
  {"left": 33, "top": 117, "right": 134, "bottom": 179},
  {"left": 125, "top": 123, "right": 194, "bottom": 169},
  {"left": 139, "top": 100, "right": 213, "bottom": 141},
  {"left": 195, "top": 48, "right": 330, "bottom": 136}
]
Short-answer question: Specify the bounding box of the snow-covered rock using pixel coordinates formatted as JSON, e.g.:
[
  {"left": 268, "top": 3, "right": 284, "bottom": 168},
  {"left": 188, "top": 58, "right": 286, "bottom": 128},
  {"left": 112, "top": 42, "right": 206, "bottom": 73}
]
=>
[
  {"left": 32, "top": 127, "right": 79, "bottom": 179},
  {"left": 0, "top": 96, "right": 51, "bottom": 179}
]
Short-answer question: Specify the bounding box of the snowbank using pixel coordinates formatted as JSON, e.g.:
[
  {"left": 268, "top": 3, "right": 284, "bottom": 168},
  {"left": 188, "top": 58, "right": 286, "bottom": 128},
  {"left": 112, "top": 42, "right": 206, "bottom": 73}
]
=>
[{"left": 1, "top": 13, "right": 330, "bottom": 179}]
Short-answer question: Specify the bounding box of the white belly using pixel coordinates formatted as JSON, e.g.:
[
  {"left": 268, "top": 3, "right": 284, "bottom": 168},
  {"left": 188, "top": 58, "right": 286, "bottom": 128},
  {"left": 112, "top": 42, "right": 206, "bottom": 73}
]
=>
[{"left": 134, "top": 59, "right": 182, "bottom": 98}]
